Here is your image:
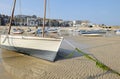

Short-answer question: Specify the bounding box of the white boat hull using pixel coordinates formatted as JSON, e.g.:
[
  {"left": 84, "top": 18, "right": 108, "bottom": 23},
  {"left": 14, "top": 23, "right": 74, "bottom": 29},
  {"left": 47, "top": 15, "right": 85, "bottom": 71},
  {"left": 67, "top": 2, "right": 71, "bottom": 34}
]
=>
[
  {"left": 116, "top": 30, "right": 120, "bottom": 35},
  {"left": 0, "top": 35, "right": 63, "bottom": 61}
]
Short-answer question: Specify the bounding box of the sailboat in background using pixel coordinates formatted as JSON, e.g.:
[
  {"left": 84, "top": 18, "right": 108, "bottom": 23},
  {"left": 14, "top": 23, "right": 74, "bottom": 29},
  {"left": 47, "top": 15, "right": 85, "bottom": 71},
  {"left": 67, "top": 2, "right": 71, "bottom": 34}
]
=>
[{"left": 0, "top": 0, "right": 63, "bottom": 61}]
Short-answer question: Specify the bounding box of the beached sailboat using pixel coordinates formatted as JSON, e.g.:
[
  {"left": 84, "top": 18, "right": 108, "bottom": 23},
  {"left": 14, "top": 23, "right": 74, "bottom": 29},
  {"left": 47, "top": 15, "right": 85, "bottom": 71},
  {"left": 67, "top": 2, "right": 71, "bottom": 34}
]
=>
[{"left": 0, "top": 0, "right": 63, "bottom": 61}]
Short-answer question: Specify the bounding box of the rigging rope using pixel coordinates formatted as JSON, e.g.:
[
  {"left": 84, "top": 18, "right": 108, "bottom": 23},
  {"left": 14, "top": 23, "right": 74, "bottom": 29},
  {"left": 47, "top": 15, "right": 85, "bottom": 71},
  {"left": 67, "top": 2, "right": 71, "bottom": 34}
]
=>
[
  {"left": 19, "top": 0, "right": 23, "bottom": 28},
  {"left": 48, "top": 0, "right": 51, "bottom": 28},
  {"left": 64, "top": 39, "right": 76, "bottom": 49}
]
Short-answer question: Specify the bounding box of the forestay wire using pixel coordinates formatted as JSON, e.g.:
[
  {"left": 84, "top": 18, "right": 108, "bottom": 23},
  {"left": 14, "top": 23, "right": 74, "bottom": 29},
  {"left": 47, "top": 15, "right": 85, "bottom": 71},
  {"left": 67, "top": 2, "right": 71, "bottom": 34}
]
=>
[
  {"left": 18, "top": 0, "right": 23, "bottom": 29},
  {"left": 47, "top": 0, "right": 51, "bottom": 28}
]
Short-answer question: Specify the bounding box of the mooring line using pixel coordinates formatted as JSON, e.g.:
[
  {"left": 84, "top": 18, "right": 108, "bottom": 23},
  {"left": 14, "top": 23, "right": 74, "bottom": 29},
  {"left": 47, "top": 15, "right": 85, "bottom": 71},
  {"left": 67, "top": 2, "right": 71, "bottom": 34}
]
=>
[
  {"left": 64, "top": 39, "right": 76, "bottom": 49},
  {"left": 63, "top": 39, "right": 120, "bottom": 76}
]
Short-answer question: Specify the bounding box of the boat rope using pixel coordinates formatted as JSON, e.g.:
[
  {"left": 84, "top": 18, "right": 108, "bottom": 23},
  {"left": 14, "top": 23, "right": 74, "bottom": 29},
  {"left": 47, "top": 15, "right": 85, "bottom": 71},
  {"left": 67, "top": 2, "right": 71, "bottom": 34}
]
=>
[
  {"left": 63, "top": 39, "right": 120, "bottom": 76},
  {"left": 19, "top": 0, "right": 24, "bottom": 37},
  {"left": 48, "top": 0, "right": 51, "bottom": 28},
  {"left": 64, "top": 39, "right": 76, "bottom": 49}
]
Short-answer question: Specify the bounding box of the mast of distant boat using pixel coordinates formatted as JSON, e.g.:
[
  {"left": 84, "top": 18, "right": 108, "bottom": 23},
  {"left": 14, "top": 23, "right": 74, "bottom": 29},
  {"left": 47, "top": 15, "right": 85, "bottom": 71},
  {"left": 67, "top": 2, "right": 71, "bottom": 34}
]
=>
[
  {"left": 8, "top": 0, "right": 16, "bottom": 34},
  {"left": 42, "top": 0, "right": 47, "bottom": 37}
]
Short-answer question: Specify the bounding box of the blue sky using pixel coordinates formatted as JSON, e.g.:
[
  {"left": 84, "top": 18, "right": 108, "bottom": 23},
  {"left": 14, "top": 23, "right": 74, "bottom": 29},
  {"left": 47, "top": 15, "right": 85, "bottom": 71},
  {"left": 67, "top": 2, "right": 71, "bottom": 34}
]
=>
[{"left": 0, "top": 0, "right": 120, "bottom": 25}]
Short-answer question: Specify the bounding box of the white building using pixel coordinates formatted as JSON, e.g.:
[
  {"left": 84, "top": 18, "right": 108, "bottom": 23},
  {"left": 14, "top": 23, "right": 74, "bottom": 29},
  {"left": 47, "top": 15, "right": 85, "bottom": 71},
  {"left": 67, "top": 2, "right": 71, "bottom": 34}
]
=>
[
  {"left": 73, "top": 20, "right": 82, "bottom": 27},
  {"left": 27, "top": 17, "right": 38, "bottom": 26},
  {"left": 73, "top": 20, "right": 90, "bottom": 27}
]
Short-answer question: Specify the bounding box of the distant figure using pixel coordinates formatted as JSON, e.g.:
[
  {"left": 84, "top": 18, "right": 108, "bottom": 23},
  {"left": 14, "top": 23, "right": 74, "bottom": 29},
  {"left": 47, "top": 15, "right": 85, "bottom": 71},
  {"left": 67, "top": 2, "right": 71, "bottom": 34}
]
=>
[
  {"left": 35, "top": 26, "right": 41, "bottom": 36},
  {"left": 35, "top": 26, "right": 38, "bottom": 29}
]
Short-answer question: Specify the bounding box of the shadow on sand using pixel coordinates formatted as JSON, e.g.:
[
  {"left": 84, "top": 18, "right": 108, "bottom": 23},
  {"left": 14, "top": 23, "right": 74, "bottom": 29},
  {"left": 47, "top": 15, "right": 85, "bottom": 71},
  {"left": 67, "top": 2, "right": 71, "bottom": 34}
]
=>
[{"left": 55, "top": 48, "right": 86, "bottom": 61}]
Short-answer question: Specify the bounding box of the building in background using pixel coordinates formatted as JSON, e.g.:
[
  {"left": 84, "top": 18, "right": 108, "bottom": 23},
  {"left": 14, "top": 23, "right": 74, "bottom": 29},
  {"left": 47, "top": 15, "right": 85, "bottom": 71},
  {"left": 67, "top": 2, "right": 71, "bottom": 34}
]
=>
[
  {"left": 27, "top": 17, "right": 38, "bottom": 26},
  {"left": 0, "top": 14, "right": 10, "bottom": 25},
  {"left": 73, "top": 20, "right": 90, "bottom": 27},
  {"left": 0, "top": 17, "right": 1, "bottom": 25},
  {"left": 62, "top": 21, "right": 73, "bottom": 27},
  {"left": 1, "top": 14, "right": 100, "bottom": 28}
]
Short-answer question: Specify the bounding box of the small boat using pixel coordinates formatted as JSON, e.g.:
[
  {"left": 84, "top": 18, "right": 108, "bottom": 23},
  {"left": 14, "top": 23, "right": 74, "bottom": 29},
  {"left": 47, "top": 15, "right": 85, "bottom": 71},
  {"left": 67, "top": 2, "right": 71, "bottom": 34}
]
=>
[
  {"left": 80, "top": 30, "right": 106, "bottom": 34},
  {"left": 116, "top": 29, "right": 120, "bottom": 35},
  {"left": 12, "top": 28, "right": 24, "bottom": 34},
  {"left": 47, "top": 28, "right": 58, "bottom": 33},
  {"left": 27, "top": 30, "right": 36, "bottom": 34},
  {"left": 82, "top": 34, "right": 103, "bottom": 37}
]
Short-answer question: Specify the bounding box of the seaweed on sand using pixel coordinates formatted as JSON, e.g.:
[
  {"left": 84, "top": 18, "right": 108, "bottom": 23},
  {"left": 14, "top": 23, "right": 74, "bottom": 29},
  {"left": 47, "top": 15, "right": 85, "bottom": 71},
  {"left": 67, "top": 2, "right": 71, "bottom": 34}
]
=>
[{"left": 65, "top": 48, "right": 120, "bottom": 76}]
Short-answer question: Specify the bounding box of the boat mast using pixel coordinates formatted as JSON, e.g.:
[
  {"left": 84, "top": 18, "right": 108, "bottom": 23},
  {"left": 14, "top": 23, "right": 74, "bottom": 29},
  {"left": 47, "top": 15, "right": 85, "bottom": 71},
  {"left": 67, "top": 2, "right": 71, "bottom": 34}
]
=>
[
  {"left": 42, "top": 0, "right": 47, "bottom": 37},
  {"left": 8, "top": 0, "right": 16, "bottom": 34}
]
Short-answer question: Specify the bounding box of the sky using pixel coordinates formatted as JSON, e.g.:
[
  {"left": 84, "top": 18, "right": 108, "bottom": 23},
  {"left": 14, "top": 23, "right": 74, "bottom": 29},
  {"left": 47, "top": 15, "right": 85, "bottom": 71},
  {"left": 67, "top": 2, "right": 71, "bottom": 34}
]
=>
[{"left": 0, "top": 0, "right": 120, "bottom": 26}]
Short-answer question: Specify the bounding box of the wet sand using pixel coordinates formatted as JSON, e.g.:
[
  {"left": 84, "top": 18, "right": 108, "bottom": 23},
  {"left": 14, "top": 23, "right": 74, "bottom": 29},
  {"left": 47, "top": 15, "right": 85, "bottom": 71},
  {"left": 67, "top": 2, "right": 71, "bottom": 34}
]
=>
[
  {"left": 0, "top": 51, "right": 18, "bottom": 79},
  {"left": 0, "top": 35, "right": 120, "bottom": 79}
]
